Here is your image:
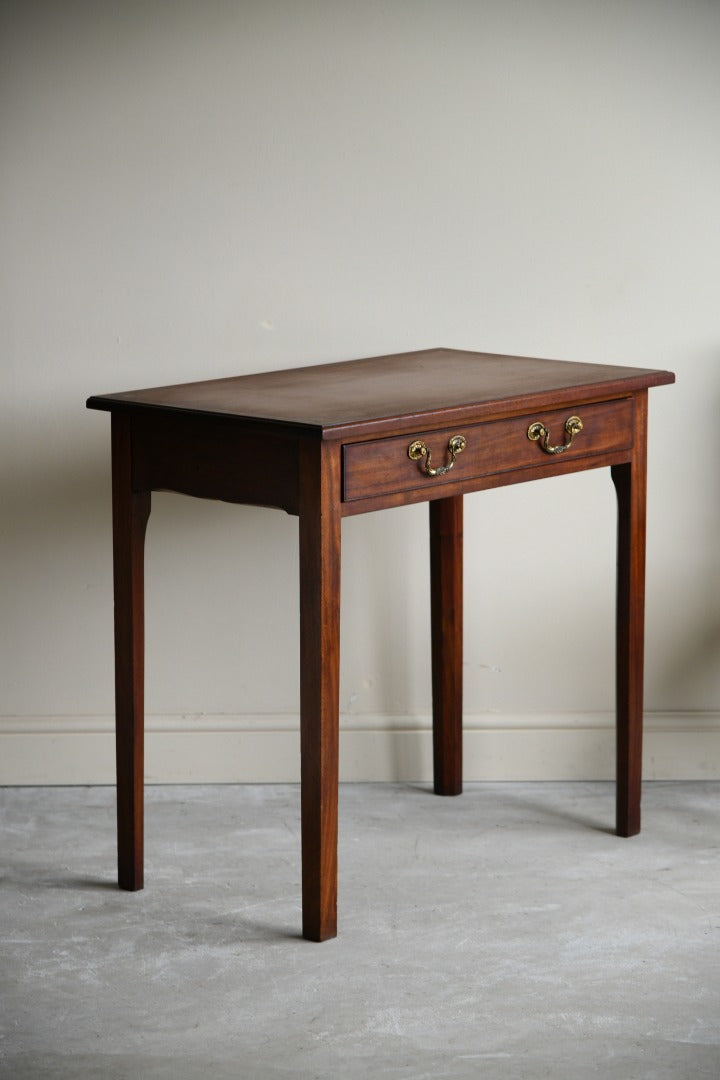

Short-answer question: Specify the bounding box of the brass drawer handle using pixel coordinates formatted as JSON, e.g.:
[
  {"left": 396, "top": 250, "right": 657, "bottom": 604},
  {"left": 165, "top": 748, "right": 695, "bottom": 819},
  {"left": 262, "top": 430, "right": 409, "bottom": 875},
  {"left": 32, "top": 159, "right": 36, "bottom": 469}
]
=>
[
  {"left": 408, "top": 434, "right": 466, "bottom": 477},
  {"left": 527, "top": 415, "right": 583, "bottom": 456}
]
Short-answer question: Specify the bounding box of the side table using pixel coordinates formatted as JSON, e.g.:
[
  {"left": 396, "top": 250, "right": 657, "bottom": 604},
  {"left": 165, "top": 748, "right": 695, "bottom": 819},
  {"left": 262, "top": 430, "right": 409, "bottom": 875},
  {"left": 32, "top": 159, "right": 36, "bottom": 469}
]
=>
[{"left": 87, "top": 347, "right": 674, "bottom": 940}]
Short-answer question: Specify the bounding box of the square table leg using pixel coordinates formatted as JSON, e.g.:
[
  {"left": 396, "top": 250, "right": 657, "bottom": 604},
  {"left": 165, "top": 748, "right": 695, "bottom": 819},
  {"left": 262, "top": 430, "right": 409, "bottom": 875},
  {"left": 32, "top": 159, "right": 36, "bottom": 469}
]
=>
[
  {"left": 430, "top": 495, "right": 463, "bottom": 796},
  {"left": 299, "top": 440, "right": 342, "bottom": 941},
  {"left": 612, "top": 390, "right": 648, "bottom": 838},
  {"left": 111, "top": 414, "right": 150, "bottom": 890}
]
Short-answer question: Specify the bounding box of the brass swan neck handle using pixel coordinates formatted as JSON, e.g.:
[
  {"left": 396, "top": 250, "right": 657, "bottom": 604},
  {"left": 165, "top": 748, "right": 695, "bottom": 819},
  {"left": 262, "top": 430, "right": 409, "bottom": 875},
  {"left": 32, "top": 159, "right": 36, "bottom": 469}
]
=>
[
  {"left": 527, "top": 415, "right": 583, "bottom": 456},
  {"left": 408, "top": 434, "right": 466, "bottom": 477}
]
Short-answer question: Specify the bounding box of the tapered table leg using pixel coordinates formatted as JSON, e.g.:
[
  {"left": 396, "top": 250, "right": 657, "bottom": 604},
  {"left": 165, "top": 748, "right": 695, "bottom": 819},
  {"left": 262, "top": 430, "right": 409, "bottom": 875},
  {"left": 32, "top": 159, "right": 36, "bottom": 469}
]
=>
[
  {"left": 430, "top": 495, "right": 463, "bottom": 796},
  {"left": 611, "top": 391, "right": 648, "bottom": 838},
  {"left": 111, "top": 414, "right": 151, "bottom": 890},
  {"left": 299, "top": 440, "right": 341, "bottom": 941}
]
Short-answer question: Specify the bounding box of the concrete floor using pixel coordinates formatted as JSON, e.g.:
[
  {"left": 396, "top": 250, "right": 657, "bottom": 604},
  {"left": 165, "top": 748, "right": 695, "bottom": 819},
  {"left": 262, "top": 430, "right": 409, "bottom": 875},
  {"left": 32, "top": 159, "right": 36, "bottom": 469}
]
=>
[{"left": 1, "top": 782, "right": 719, "bottom": 1079}]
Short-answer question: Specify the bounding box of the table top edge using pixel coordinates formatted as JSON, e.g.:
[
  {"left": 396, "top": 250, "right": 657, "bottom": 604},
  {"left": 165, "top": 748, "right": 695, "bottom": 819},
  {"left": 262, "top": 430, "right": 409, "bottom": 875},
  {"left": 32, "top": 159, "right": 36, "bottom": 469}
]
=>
[{"left": 86, "top": 349, "right": 675, "bottom": 440}]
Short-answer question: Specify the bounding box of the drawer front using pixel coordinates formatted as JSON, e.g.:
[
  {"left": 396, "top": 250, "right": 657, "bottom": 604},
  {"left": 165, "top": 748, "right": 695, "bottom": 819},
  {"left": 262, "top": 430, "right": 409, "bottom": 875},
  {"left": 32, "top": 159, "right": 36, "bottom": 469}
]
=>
[{"left": 343, "top": 397, "right": 634, "bottom": 502}]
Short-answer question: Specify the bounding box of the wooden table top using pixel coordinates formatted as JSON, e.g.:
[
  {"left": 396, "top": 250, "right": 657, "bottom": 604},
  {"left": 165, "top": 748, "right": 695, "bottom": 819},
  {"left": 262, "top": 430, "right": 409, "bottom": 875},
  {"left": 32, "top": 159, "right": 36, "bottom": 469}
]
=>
[{"left": 87, "top": 347, "right": 675, "bottom": 439}]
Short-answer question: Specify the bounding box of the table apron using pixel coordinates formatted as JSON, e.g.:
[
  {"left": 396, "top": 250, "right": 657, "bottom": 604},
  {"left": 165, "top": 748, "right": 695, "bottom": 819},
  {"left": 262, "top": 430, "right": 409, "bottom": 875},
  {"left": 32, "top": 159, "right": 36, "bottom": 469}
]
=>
[{"left": 130, "top": 410, "right": 300, "bottom": 515}]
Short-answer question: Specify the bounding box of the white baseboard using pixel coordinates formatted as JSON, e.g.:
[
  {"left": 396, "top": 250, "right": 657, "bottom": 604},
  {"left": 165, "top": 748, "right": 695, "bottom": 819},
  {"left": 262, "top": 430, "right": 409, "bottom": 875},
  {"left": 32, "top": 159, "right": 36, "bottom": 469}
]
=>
[{"left": 1, "top": 712, "right": 719, "bottom": 785}]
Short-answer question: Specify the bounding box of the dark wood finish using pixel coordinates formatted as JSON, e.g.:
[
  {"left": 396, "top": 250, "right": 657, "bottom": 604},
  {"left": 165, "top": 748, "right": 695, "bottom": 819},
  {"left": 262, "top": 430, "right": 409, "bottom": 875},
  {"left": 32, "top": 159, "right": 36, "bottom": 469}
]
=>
[
  {"left": 430, "top": 496, "right": 463, "bottom": 795},
  {"left": 111, "top": 414, "right": 151, "bottom": 890},
  {"left": 132, "top": 410, "right": 300, "bottom": 515},
  {"left": 299, "top": 440, "right": 342, "bottom": 941},
  {"left": 341, "top": 444, "right": 633, "bottom": 518},
  {"left": 87, "top": 349, "right": 674, "bottom": 940},
  {"left": 87, "top": 347, "right": 674, "bottom": 440},
  {"left": 612, "top": 391, "right": 648, "bottom": 837},
  {"left": 344, "top": 397, "right": 633, "bottom": 503}
]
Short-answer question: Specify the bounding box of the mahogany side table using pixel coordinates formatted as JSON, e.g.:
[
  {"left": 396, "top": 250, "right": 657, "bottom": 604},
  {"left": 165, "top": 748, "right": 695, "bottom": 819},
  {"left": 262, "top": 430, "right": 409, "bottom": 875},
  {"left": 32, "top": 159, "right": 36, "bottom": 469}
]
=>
[{"left": 87, "top": 348, "right": 674, "bottom": 941}]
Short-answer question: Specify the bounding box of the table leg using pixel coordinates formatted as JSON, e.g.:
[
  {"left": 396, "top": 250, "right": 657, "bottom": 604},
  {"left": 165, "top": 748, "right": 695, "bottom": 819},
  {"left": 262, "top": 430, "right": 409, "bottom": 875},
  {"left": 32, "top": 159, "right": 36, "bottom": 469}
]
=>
[
  {"left": 299, "top": 441, "right": 341, "bottom": 941},
  {"left": 611, "top": 391, "right": 648, "bottom": 838},
  {"left": 430, "top": 495, "right": 463, "bottom": 796},
  {"left": 111, "top": 415, "right": 151, "bottom": 890}
]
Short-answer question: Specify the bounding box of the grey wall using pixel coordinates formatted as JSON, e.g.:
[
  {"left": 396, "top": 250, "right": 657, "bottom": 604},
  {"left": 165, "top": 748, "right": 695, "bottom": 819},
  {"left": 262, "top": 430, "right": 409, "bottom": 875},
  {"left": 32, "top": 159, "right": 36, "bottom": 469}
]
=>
[{"left": 2, "top": 1, "right": 718, "bottom": 780}]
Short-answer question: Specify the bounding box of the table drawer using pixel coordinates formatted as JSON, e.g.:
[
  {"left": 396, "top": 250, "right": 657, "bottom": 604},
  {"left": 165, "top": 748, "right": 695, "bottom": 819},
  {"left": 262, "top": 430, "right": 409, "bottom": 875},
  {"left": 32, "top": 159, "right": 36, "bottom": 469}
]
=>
[{"left": 343, "top": 397, "right": 634, "bottom": 502}]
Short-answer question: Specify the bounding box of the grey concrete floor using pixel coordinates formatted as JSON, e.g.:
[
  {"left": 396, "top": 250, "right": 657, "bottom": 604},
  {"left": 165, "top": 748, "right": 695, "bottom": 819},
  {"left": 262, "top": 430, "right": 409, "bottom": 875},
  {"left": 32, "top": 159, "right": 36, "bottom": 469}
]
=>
[{"left": 1, "top": 782, "right": 719, "bottom": 1079}]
